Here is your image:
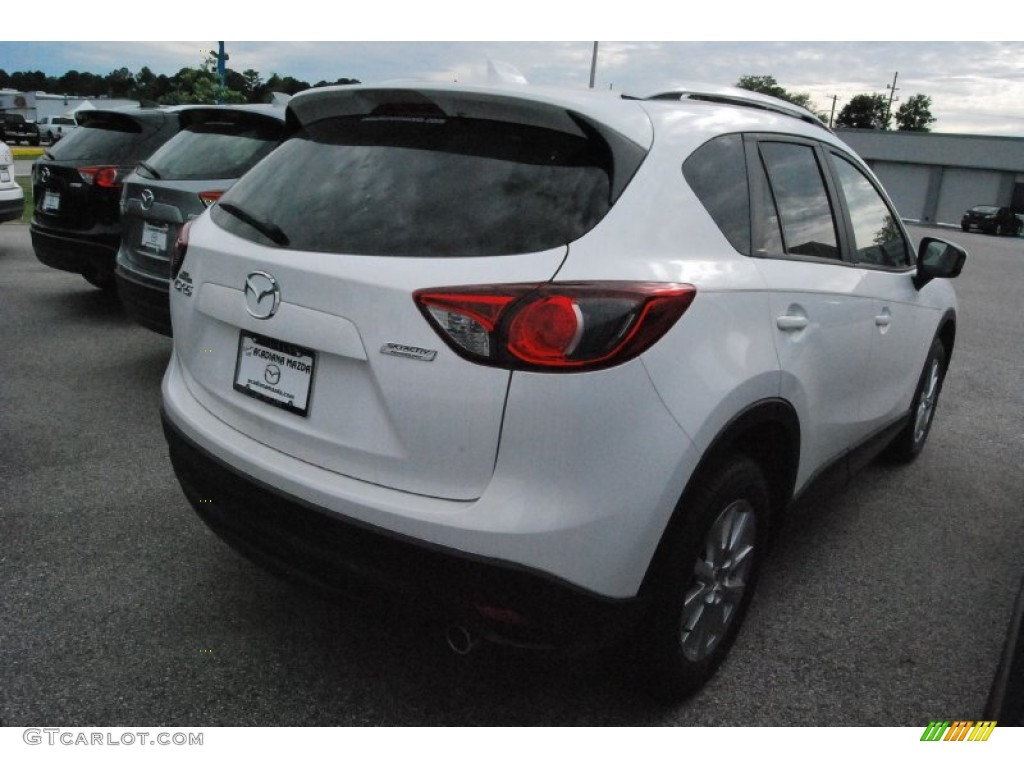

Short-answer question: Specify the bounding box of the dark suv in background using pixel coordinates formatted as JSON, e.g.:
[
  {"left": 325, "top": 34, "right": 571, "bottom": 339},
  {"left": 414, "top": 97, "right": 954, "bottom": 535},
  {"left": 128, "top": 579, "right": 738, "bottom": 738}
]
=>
[
  {"left": 0, "top": 113, "right": 40, "bottom": 146},
  {"left": 116, "top": 105, "right": 288, "bottom": 334},
  {"left": 31, "top": 107, "right": 194, "bottom": 290}
]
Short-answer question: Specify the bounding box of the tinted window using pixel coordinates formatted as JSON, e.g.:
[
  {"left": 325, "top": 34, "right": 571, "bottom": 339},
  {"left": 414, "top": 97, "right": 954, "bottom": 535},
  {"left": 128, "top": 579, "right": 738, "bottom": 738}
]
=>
[
  {"left": 832, "top": 154, "right": 910, "bottom": 267},
  {"left": 47, "top": 113, "right": 169, "bottom": 164},
  {"left": 683, "top": 134, "right": 750, "bottom": 254},
  {"left": 213, "top": 113, "right": 640, "bottom": 257},
  {"left": 759, "top": 142, "right": 839, "bottom": 261},
  {"left": 140, "top": 114, "right": 286, "bottom": 180}
]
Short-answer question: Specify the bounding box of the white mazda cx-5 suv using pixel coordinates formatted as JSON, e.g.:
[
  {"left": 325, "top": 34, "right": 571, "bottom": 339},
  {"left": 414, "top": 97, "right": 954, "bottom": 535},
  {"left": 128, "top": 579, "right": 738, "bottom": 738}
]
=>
[{"left": 160, "top": 82, "right": 966, "bottom": 697}]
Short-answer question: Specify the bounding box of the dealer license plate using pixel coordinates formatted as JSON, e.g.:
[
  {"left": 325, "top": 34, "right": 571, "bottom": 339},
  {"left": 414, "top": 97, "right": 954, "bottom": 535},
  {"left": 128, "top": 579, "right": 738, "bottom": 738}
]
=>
[
  {"left": 43, "top": 191, "right": 60, "bottom": 212},
  {"left": 233, "top": 332, "right": 315, "bottom": 417},
  {"left": 0, "top": 169, "right": 9, "bottom": 182},
  {"left": 141, "top": 221, "right": 169, "bottom": 253}
]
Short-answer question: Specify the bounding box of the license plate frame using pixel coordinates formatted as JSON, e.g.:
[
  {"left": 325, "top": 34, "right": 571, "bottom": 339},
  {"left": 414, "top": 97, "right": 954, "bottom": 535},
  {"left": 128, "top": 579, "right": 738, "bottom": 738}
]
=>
[
  {"left": 233, "top": 331, "right": 316, "bottom": 417},
  {"left": 42, "top": 190, "right": 60, "bottom": 212},
  {"left": 140, "top": 221, "right": 169, "bottom": 253}
]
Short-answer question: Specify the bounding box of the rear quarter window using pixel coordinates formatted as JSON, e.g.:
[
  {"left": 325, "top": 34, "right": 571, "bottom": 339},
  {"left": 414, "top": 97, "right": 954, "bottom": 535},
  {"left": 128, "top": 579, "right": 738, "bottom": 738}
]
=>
[{"left": 683, "top": 134, "right": 751, "bottom": 254}]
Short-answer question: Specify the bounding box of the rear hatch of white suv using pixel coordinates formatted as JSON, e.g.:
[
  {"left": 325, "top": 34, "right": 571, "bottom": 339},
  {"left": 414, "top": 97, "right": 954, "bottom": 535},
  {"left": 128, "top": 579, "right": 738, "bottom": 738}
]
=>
[{"left": 170, "top": 86, "right": 650, "bottom": 501}]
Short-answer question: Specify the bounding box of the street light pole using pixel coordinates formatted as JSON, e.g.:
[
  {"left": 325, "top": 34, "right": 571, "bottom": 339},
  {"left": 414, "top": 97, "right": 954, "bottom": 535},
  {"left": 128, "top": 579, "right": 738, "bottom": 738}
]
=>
[{"left": 589, "top": 42, "right": 598, "bottom": 89}]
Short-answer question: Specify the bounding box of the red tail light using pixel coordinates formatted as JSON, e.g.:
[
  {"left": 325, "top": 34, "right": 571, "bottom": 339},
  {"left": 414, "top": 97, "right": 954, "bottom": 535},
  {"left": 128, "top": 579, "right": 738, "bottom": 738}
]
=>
[
  {"left": 171, "top": 219, "right": 193, "bottom": 279},
  {"left": 414, "top": 282, "right": 696, "bottom": 372},
  {"left": 198, "top": 190, "right": 224, "bottom": 208},
  {"left": 78, "top": 165, "right": 127, "bottom": 188}
]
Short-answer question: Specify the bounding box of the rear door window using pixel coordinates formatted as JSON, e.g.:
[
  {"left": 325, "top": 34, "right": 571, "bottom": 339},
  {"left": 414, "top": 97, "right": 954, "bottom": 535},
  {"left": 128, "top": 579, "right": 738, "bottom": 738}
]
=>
[
  {"left": 757, "top": 141, "right": 841, "bottom": 261},
  {"left": 212, "top": 111, "right": 645, "bottom": 257}
]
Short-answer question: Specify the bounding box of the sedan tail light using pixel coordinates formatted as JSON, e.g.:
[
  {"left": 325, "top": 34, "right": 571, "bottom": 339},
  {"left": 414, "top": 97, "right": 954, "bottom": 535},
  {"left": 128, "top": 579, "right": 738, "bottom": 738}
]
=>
[{"left": 414, "top": 282, "right": 696, "bottom": 372}]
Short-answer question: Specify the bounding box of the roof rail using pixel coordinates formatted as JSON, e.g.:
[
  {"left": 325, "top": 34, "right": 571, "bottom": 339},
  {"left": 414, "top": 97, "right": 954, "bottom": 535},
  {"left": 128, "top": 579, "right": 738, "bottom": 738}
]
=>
[{"left": 626, "top": 84, "right": 832, "bottom": 133}]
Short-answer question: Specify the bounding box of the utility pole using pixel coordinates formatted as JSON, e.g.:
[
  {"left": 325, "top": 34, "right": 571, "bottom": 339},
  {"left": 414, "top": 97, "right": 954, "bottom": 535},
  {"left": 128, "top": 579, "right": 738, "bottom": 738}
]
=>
[
  {"left": 589, "top": 42, "right": 598, "bottom": 89},
  {"left": 828, "top": 94, "right": 838, "bottom": 128},
  {"left": 884, "top": 71, "right": 899, "bottom": 129}
]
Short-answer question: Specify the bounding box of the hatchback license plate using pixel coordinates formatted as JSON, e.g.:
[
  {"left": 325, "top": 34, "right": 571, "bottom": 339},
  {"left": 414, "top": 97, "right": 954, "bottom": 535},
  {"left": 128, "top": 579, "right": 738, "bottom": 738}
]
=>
[
  {"left": 42, "top": 191, "right": 60, "bottom": 212},
  {"left": 141, "top": 221, "right": 169, "bottom": 253},
  {"left": 233, "top": 332, "right": 315, "bottom": 417},
  {"left": 0, "top": 169, "right": 9, "bottom": 182}
]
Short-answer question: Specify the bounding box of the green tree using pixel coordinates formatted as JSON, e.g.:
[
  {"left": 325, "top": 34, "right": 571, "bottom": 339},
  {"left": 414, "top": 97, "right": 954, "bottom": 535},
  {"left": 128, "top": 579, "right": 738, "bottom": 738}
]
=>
[
  {"left": 313, "top": 77, "right": 361, "bottom": 88},
  {"left": 10, "top": 70, "right": 49, "bottom": 92},
  {"left": 895, "top": 94, "right": 936, "bottom": 132},
  {"left": 736, "top": 74, "right": 815, "bottom": 111},
  {"left": 240, "top": 69, "right": 263, "bottom": 101},
  {"left": 106, "top": 67, "right": 136, "bottom": 98},
  {"left": 158, "top": 55, "right": 244, "bottom": 105},
  {"left": 256, "top": 73, "right": 312, "bottom": 101},
  {"left": 836, "top": 94, "right": 890, "bottom": 129}
]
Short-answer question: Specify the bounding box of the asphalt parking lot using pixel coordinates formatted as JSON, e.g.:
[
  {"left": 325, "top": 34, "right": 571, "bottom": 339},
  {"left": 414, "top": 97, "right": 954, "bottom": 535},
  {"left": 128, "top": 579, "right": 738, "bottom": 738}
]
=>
[{"left": 1, "top": 221, "right": 1022, "bottom": 726}]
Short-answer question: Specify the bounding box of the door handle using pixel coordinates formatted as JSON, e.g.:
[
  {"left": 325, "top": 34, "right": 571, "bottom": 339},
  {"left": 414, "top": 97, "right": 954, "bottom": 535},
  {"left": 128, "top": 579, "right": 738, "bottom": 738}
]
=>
[
  {"left": 875, "top": 308, "right": 892, "bottom": 328},
  {"left": 776, "top": 315, "right": 809, "bottom": 332}
]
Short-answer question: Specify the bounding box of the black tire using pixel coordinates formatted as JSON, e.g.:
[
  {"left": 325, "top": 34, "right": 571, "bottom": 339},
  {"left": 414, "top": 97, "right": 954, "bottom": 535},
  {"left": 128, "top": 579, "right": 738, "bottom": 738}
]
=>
[
  {"left": 961, "top": 223, "right": 969, "bottom": 232},
  {"left": 883, "top": 337, "right": 947, "bottom": 463},
  {"left": 637, "top": 455, "right": 770, "bottom": 700}
]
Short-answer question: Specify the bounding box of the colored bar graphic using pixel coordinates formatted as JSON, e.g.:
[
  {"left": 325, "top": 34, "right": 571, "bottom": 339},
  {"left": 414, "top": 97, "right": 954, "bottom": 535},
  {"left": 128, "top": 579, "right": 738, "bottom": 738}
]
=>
[
  {"left": 921, "top": 721, "right": 950, "bottom": 741},
  {"left": 920, "top": 720, "right": 996, "bottom": 742}
]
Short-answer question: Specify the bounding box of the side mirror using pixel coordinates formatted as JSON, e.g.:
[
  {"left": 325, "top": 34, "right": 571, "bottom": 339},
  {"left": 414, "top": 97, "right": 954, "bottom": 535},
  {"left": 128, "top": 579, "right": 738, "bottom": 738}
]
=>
[{"left": 914, "top": 237, "right": 967, "bottom": 290}]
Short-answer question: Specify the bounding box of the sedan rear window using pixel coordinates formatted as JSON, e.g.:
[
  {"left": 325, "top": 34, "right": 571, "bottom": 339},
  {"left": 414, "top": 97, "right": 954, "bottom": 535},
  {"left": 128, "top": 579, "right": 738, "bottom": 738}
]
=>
[{"left": 212, "top": 112, "right": 644, "bottom": 257}]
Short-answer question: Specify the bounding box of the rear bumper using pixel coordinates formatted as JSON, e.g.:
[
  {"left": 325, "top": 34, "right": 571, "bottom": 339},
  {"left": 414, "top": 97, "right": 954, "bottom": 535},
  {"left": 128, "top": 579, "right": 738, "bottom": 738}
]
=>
[
  {"left": 30, "top": 223, "right": 119, "bottom": 279},
  {"left": 116, "top": 254, "right": 172, "bottom": 336},
  {"left": 161, "top": 405, "right": 645, "bottom": 653},
  {"left": 0, "top": 194, "right": 22, "bottom": 223}
]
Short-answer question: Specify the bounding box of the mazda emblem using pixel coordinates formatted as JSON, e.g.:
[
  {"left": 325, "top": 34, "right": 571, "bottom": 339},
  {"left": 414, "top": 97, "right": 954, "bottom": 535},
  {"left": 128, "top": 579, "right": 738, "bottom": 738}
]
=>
[
  {"left": 39, "top": 166, "right": 50, "bottom": 184},
  {"left": 244, "top": 272, "right": 281, "bottom": 320},
  {"left": 140, "top": 189, "right": 155, "bottom": 210}
]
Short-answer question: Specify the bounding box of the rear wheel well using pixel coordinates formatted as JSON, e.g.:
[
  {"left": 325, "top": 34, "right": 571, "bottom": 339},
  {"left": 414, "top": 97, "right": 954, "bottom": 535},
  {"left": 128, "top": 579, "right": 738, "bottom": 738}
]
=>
[{"left": 641, "top": 400, "right": 799, "bottom": 595}]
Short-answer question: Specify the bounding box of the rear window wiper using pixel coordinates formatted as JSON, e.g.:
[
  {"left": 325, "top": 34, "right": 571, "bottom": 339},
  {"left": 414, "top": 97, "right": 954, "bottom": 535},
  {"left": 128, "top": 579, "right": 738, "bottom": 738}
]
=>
[
  {"left": 218, "top": 202, "right": 290, "bottom": 246},
  {"left": 137, "top": 161, "right": 161, "bottom": 179}
]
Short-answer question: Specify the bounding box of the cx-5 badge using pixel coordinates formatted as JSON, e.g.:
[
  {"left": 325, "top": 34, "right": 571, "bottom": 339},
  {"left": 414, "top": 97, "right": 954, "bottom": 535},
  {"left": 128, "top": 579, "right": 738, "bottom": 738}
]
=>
[{"left": 244, "top": 272, "right": 281, "bottom": 319}]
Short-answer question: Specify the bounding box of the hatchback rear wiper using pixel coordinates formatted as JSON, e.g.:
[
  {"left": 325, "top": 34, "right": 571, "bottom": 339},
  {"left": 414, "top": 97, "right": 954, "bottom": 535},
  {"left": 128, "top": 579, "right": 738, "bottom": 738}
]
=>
[
  {"left": 218, "top": 202, "right": 290, "bottom": 246},
  {"left": 137, "top": 161, "right": 161, "bottom": 179}
]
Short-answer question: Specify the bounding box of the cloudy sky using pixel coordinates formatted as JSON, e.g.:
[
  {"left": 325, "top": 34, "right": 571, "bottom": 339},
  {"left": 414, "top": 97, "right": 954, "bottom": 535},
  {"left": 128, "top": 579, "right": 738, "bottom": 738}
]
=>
[{"left": 4, "top": 5, "right": 1022, "bottom": 136}]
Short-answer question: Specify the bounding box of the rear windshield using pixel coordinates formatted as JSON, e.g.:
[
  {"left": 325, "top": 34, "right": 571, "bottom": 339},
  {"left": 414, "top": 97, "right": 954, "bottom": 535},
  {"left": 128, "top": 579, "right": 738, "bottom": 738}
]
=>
[
  {"left": 47, "top": 113, "right": 168, "bottom": 164},
  {"left": 139, "top": 113, "right": 287, "bottom": 181},
  {"left": 211, "top": 112, "right": 644, "bottom": 257}
]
